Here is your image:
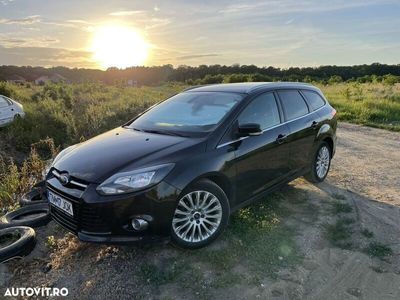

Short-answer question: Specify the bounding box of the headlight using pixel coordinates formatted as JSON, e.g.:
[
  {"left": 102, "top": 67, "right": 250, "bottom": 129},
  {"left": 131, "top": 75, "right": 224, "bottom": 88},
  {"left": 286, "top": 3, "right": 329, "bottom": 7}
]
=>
[{"left": 96, "top": 163, "right": 175, "bottom": 195}]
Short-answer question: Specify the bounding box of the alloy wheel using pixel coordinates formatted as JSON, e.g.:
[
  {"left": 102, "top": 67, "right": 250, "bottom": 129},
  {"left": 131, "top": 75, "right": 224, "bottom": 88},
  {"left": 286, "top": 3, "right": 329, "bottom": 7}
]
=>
[
  {"left": 172, "top": 191, "right": 222, "bottom": 243},
  {"left": 316, "top": 145, "right": 330, "bottom": 179}
]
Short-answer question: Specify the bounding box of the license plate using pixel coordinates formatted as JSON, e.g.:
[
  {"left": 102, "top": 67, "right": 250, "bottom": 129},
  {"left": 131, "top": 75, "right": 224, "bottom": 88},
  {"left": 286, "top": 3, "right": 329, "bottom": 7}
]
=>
[{"left": 48, "top": 191, "right": 74, "bottom": 217}]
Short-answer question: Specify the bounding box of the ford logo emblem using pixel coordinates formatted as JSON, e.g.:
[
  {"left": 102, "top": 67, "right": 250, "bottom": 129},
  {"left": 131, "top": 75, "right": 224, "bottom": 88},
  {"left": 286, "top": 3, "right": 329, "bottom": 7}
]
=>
[{"left": 59, "top": 174, "right": 70, "bottom": 185}]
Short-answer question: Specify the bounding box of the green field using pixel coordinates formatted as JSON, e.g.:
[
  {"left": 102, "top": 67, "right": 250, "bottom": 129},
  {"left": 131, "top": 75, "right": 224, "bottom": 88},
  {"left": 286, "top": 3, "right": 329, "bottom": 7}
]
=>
[
  {"left": 321, "top": 82, "right": 400, "bottom": 131},
  {"left": 0, "top": 81, "right": 399, "bottom": 211}
]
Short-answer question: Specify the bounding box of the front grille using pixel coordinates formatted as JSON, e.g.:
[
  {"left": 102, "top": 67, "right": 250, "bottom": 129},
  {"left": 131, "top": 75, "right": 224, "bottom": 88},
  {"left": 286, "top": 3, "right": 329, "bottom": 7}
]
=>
[
  {"left": 51, "top": 205, "right": 79, "bottom": 232},
  {"left": 81, "top": 204, "right": 111, "bottom": 233},
  {"left": 48, "top": 185, "right": 110, "bottom": 234}
]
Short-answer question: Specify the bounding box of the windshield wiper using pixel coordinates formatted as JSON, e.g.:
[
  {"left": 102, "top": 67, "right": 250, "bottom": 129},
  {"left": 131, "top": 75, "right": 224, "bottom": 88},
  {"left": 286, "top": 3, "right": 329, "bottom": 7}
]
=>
[
  {"left": 144, "top": 129, "right": 187, "bottom": 137},
  {"left": 130, "top": 127, "right": 186, "bottom": 137}
]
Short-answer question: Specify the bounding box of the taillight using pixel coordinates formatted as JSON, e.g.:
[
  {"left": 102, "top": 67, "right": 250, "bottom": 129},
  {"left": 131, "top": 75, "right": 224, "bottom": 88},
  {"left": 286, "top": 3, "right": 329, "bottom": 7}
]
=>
[{"left": 331, "top": 109, "right": 337, "bottom": 117}]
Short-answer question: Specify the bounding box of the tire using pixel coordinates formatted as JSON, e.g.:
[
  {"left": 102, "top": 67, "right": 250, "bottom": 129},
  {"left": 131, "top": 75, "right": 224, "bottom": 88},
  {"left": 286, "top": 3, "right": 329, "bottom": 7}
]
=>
[
  {"left": 170, "top": 179, "right": 230, "bottom": 249},
  {"left": 19, "top": 181, "right": 48, "bottom": 206},
  {"left": 0, "top": 226, "right": 36, "bottom": 263},
  {"left": 305, "top": 141, "right": 332, "bottom": 183},
  {"left": 0, "top": 203, "right": 50, "bottom": 229}
]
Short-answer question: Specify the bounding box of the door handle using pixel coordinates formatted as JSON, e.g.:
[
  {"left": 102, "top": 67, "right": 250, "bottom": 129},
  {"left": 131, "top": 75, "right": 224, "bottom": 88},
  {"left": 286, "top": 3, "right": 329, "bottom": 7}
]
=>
[
  {"left": 276, "top": 134, "right": 287, "bottom": 144},
  {"left": 311, "top": 121, "right": 318, "bottom": 129}
]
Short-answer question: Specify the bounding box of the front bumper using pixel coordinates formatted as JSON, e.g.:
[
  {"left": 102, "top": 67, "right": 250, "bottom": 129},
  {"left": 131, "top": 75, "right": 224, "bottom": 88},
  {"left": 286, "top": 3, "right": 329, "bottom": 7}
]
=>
[{"left": 46, "top": 175, "right": 181, "bottom": 244}]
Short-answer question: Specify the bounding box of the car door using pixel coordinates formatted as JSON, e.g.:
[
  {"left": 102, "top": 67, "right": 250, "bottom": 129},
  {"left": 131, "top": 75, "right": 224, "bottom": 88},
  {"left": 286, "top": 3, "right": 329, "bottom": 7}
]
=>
[
  {"left": 0, "top": 96, "right": 13, "bottom": 126},
  {"left": 231, "top": 92, "right": 290, "bottom": 204},
  {"left": 276, "top": 90, "right": 322, "bottom": 172}
]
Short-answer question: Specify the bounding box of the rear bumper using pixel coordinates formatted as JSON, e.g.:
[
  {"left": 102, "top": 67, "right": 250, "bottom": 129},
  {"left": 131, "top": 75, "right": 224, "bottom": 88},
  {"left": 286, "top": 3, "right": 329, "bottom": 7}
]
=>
[{"left": 47, "top": 176, "right": 181, "bottom": 244}]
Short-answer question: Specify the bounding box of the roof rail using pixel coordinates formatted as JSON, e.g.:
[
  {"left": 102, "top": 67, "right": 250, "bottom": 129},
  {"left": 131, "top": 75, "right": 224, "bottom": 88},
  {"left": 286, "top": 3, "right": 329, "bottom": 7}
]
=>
[{"left": 182, "top": 85, "right": 205, "bottom": 92}]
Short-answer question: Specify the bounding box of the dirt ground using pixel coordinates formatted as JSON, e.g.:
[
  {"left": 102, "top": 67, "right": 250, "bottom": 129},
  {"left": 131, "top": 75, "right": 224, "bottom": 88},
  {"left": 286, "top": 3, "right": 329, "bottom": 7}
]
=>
[{"left": 1, "top": 122, "right": 400, "bottom": 299}]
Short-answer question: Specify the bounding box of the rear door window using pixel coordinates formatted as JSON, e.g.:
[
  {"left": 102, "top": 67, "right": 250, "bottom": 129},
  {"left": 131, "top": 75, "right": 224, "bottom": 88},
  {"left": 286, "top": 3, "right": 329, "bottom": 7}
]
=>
[
  {"left": 302, "top": 90, "right": 326, "bottom": 111},
  {"left": 277, "top": 90, "right": 309, "bottom": 121}
]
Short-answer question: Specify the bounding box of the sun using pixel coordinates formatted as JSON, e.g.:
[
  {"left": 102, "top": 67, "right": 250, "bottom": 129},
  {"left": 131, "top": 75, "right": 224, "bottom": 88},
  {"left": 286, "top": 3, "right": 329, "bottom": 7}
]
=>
[{"left": 91, "top": 25, "right": 149, "bottom": 69}]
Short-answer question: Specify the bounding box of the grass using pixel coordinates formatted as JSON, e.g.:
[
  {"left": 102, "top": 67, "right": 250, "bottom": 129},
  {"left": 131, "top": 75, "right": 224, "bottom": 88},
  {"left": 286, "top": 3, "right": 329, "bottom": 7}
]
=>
[
  {"left": 135, "top": 193, "right": 300, "bottom": 291},
  {"left": 364, "top": 242, "right": 393, "bottom": 258},
  {"left": 0, "top": 138, "right": 56, "bottom": 212},
  {"left": 320, "top": 82, "right": 400, "bottom": 131},
  {"left": 331, "top": 202, "right": 353, "bottom": 214},
  {"left": 193, "top": 194, "right": 299, "bottom": 276},
  {"left": 332, "top": 193, "right": 347, "bottom": 200},
  {"left": 46, "top": 235, "right": 57, "bottom": 248},
  {"left": 361, "top": 229, "right": 374, "bottom": 238},
  {"left": 139, "top": 259, "right": 189, "bottom": 285},
  {"left": 325, "top": 218, "right": 355, "bottom": 249}
]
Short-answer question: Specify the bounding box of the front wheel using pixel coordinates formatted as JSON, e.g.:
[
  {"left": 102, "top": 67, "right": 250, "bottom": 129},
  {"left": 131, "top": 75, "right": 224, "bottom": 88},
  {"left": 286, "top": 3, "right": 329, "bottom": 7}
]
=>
[
  {"left": 171, "top": 179, "right": 229, "bottom": 249},
  {"left": 305, "top": 142, "right": 332, "bottom": 183}
]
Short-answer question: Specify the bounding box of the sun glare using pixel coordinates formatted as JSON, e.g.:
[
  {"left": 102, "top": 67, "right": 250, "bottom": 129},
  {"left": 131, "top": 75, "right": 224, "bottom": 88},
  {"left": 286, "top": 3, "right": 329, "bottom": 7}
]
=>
[{"left": 91, "top": 25, "right": 149, "bottom": 69}]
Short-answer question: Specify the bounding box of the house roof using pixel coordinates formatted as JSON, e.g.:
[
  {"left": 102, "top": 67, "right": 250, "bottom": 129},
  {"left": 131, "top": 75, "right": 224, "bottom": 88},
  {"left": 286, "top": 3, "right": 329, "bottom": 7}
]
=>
[
  {"left": 35, "top": 73, "right": 68, "bottom": 81},
  {"left": 7, "top": 74, "right": 26, "bottom": 81},
  {"left": 49, "top": 73, "right": 67, "bottom": 80}
]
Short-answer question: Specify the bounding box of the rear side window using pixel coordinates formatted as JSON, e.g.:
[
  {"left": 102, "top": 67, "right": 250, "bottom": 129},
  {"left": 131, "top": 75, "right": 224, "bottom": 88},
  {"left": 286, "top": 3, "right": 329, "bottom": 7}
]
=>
[
  {"left": 277, "top": 90, "right": 309, "bottom": 121},
  {"left": 302, "top": 90, "right": 325, "bottom": 111},
  {"left": 238, "top": 92, "right": 280, "bottom": 130},
  {"left": 0, "top": 96, "right": 9, "bottom": 108}
]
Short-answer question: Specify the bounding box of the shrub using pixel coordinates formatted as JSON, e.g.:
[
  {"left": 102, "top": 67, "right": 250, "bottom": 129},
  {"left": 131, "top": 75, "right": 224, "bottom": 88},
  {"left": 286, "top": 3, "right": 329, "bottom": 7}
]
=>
[
  {"left": 224, "top": 74, "right": 250, "bottom": 83},
  {"left": 201, "top": 74, "right": 224, "bottom": 84},
  {"left": 0, "top": 139, "right": 56, "bottom": 212},
  {"left": 328, "top": 75, "right": 343, "bottom": 85},
  {"left": 382, "top": 74, "right": 400, "bottom": 86},
  {"left": 0, "top": 82, "right": 17, "bottom": 98}
]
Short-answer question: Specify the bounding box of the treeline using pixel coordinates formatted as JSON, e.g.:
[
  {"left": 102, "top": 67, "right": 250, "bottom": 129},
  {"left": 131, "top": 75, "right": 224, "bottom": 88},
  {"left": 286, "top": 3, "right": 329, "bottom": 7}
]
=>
[{"left": 1, "top": 63, "right": 400, "bottom": 85}]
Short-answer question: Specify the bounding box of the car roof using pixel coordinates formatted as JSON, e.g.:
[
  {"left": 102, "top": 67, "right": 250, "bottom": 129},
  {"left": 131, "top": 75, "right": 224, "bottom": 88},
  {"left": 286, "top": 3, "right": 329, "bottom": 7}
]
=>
[{"left": 184, "top": 82, "right": 318, "bottom": 94}]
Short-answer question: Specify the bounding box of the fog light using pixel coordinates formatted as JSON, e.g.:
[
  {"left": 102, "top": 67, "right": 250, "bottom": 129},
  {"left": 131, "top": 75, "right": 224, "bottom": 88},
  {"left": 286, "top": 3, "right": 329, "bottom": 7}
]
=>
[{"left": 131, "top": 218, "right": 148, "bottom": 231}]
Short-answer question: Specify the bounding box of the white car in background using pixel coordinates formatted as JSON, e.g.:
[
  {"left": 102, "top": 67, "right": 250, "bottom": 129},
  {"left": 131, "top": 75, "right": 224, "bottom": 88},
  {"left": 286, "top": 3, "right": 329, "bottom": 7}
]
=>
[{"left": 0, "top": 95, "right": 25, "bottom": 127}]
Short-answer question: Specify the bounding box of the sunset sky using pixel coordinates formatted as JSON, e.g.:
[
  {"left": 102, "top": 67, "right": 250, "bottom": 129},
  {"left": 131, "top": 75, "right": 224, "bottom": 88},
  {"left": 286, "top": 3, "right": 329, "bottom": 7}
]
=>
[{"left": 0, "top": 0, "right": 399, "bottom": 69}]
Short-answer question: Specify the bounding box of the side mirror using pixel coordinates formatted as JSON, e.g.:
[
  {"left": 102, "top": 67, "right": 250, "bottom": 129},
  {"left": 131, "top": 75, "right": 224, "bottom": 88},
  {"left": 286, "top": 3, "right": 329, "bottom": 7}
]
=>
[{"left": 237, "top": 123, "right": 262, "bottom": 137}]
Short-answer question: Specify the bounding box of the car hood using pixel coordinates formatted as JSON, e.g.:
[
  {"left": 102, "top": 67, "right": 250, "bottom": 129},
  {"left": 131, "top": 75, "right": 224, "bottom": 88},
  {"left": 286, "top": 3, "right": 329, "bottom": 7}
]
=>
[{"left": 53, "top": 127, "right": 201, "bottom": 183}]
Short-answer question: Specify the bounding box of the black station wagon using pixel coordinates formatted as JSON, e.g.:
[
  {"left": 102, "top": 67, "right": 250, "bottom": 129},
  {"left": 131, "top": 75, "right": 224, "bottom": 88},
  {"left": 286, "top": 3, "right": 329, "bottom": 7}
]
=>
[{"left": 46, "top": 82, "right": 337, "bottom": 248}]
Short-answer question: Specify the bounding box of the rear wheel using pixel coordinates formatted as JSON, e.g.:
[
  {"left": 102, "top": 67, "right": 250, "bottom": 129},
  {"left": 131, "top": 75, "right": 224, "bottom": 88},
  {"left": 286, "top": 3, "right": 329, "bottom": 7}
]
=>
[
  {"left": 305, "top": 141, "right": 331, "bottom": 183},
  {"left": 171, "top": 179, "right": 229, "bottom": 249}
]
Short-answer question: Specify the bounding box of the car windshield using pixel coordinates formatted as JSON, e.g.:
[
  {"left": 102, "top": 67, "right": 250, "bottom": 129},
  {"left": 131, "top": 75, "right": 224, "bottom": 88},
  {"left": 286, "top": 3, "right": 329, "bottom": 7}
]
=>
[{"left": 128, "top": 91, "right": 243, "bottom": 135}]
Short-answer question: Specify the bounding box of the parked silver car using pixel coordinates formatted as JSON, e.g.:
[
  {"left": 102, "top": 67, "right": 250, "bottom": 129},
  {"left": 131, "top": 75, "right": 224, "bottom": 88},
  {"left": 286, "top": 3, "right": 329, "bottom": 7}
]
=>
[{"left": 0, "top": 95, "right": 25, "bottom": 127}]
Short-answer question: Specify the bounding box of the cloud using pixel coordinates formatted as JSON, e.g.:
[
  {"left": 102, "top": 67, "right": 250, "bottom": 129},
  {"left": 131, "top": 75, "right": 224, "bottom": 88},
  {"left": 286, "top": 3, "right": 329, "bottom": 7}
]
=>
[
  {"left": 0, "top": 45, "right": 96, "bottom": 68},
  {"left": 145, "top": 18, "right": 171, "bottom": 29},
  {"left": 285, "top": 18, "right": 295, "bottom": 25},
  {"left": 0, "top": 15, "right": 41, "bottom": 25},
  {"left": 176, "top": 54, "right": 220, "bottom": 60},
  {"left": 0, "top": 34, "right": 59, "bottom": 47},
  {"left": 66, "top": 19, "right": 91, "bottom": 24},
  {"left": 0, "top": 0, "right": 14, "bottom": 5},
  {"left": 219, "top": 3, "right": 260, "bottom": 14},
  {"left": 219, "top": 0, "right": 396, "bottom": 16},
  {"left": 109, "top": 10, "right": 144, "bottom": 16}
]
